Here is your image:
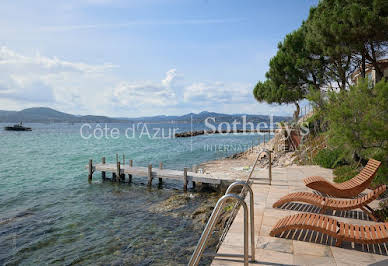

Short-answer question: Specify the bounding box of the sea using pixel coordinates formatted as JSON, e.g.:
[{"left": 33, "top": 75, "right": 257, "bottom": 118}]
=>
[{"left": 0, "top": 122, "right": 267, "bottom": 265}]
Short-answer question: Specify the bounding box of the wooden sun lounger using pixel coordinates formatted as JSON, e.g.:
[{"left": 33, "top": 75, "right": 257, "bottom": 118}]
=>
[
  {"left": 304, "top": 159, "right": 381, "bottom": 198},
  {"left": 273, "top": 185, "right": 386, "bottom": 222},
  {"left": 270, "top": 213, "right": 388, "bottom": 247}
]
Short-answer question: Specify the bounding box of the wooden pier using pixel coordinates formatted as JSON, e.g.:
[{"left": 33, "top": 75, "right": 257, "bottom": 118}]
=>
[{"left": 86, "top": 157, "right": 231, "bottom": 190}]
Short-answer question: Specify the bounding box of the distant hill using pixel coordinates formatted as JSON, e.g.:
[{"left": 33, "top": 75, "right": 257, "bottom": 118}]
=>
[
  {"left": 0, "top": 107, "right": 291, "bottom": 124},
  {"left": 126, "top": 110, "right": 291, "bottom": 124},
  {"left": 0, "top": 107, "right": 120, "bottom": 123}
]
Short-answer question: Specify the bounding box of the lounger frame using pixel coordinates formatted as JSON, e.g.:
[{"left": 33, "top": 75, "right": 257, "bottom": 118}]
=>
[
  {"left": 304, "top": 159, "right": 381, "bottom": 198},
  {"left": 273, "top": 185, "right": 386, "bottom": 222},
  {"left": 270, "top": 213, "right": 388, "bottom": 247}
]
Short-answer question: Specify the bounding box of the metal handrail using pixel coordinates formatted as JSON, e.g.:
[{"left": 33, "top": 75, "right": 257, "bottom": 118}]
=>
[
  {"left": 189, "top": 149, "right": 273, "bottom": 265},
  {"left": 216, "top": 148, "right": 272, "bottom": 252},
  {"left": 258, "top": 149, "right": 272, "bottom": 185},
  {"left": 225, "top": 181, "right": 255, "bottom": 262},
  {"left": 188, "top": 193, "right": 249, "bottom": 266}
]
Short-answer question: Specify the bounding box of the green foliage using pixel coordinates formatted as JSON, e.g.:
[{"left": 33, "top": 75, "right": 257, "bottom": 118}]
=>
[
  {"left": 333, "top": 163, "right": 388, "bottom": 187},
  {"left": 252, "top": 0, "right": 388, "bottom": 185},
  {"left": 253, "top": 26, "right": 326, "bottom": 119},
  {"left": 377, "top": 198, "right": 388, "bottom": 222},
  {"left": 313, "top": 148, "right": 344, "bottom": 168},
  {"left": 305, "top": 0, "right": 388, "bottom": 89},
  {"left": 325, "top": 79, "right": 388, "bottom": 162},
  {"left": 333, "top": 165, "right": 359, "bottom": 183}
]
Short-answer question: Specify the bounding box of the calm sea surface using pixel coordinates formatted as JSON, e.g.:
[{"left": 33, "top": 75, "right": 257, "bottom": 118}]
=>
[{"left": 0, "top": 122, "right": 263, "bottom": 265}]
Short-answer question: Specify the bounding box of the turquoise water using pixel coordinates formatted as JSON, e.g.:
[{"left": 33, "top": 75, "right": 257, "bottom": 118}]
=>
[{"left": 0, "top": 122, "right": 262, "bottom": 265}]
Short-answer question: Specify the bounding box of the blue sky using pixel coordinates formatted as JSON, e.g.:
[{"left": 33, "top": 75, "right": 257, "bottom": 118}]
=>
[{"left": 0, "top": 0, "right": 318, "bottom": 117}]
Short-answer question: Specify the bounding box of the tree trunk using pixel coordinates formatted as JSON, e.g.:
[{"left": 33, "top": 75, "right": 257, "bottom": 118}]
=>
[
  {"left": 293, "top": 102, "right": 300, "bottom": 121},
  {"left": 361, "top": 53, "right": 366, "bottom": 79},
  {"left": 367, "top": 43, "right": 384, "bottom": 83}
]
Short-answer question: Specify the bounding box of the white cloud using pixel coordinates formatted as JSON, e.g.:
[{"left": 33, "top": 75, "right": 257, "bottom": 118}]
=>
[
  {"left": 162, "top": 68, "right": 181, "bottom": 87},
  {"left": 0, "top": 46, "right": 117, "bottom": 73},
  {"left": 184, "top": 81, "right": 251, "bottom": 104},
  {"left": 0, "top": 46, "right": 117, "bottom": 112},
  {"left": 0, "top": 46, "right": 295, "bottom": 117},
  {"left": 112, "top": 81, "right": 177, "bottom": 107}
]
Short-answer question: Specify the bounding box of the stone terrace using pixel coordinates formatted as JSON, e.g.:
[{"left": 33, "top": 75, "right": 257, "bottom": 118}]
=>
[{"left": 210, "top": 166, "right": 388, "bottom": 265}]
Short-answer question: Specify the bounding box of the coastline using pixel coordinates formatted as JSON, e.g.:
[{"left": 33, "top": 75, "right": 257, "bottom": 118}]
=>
[{"left": 198, "top": 129, "right": 297, "bottom": 181}]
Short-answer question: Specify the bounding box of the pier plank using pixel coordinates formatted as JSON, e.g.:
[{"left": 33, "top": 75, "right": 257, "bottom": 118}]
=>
[{"left": 87, "top": 163, "right": 223, "bottom": 185}]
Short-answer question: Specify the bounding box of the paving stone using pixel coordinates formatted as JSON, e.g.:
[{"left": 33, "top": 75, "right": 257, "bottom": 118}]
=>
[
  {"left": 254, "top": 249, "right": 295, "bottom": 265},
  {"left": 211, "top": 257, "right": 246, "bottom": 266},
  {"left": 261, "top": 215, "right": 279, "bottom": 227},
  {"left": 372, "top": 253, "right": 388, "bottom": 264},
  {"left": 212, "top": 166, "right": 388, "bottom": 265},
  {"left": 331, "top": 246, "right": 376, "bottom": 265},
  {"left": 293, "top": 254, "right": 336, "bottom": 265},
  {"left": 293, "top": 240, "right": 332, "bottom": 257},
  {"left": 217, "top": 243, "right": 244, "bottom": 256},
  {"left": 258, "top": 224, "right": 272, "bottom": 236},
  {"left": 256, "top": 236, "right": 293, "bottom": 254},
  {"left": 262, "top": 208, "right": 291, "bottom": 217},
  {"left": 223, "top": 232, "right": 245, "bottom": 247}
]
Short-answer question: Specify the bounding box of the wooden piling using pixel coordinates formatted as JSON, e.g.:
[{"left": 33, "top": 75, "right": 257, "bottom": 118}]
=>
[
  {"left": 269, "top": 151, "right": 272, "bottom": 185},
  {"left": 158, "top": 162, "right": 163, "bottom": 184},
  {"left": 101, "top": 157, "right": 106, "bottom": 180},
  {"left": 192, "top": 165, "right": 197, "bottom": 188},
  {"left": 88, "top": 159, "right": 93, "bottom": 181},
  {"left": 128, "top": 159, "right": 133, "bottom": 183},
  {"left": 116, "top": 161, "right": 121, "bottom": 182},
  {"left": 147, "top": 164, "right": 153, "bottom": 187},
  {"left": 86, "top": 157, "right": 227, "bottom": 190},
  {"left": 183, "top": 168, "right": 188, "bottom": 192},
  {"left": 119, "top": 157, "right": 125, "bottom": 180}
]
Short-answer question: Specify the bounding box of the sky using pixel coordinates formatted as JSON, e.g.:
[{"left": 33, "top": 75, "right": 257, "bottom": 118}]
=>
[{"left": 0, "top": 0, "right": 318, "bottom": 117}]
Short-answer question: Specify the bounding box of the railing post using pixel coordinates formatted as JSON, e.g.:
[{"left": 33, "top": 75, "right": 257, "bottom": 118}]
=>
[
  {"left": 128, "top": 160, "right": 133, "bottom": 183},
  {"left": 268, "top": 150, "right": 272, "bottom": 185},
  {"left": 226, "top": 182, "right": 255, "bottom": 262},
  {"left": 257, "top": 149, "right": 272, "bottom": 185},
  {"left": 147, "top": 164, "right": 153, "bottom": 187},
  {"left": 88, "top": 159, "right": 93, "bottom": 181},
  {"left": 188, "top": 193, "right": 249, "bottom": 266},
  {"left": 116, "top": 161, "right": 121, "bottom": 182},
  {"left": 101, "top": 157, "right": 106, "bottom": 180},
  {"left": 183, "top": 168, "right": 188, "bottom": 192},
  {"left": 190, "top": 150, "right": 265, "bottom": 265},
  {"left": 159, "top": 162, "right": 163, "bottom": 185}
]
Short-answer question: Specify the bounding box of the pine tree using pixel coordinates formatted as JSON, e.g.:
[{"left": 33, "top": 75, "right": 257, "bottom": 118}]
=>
[{"left": 253, "top": 26, "right": 326, "bottom": 120}]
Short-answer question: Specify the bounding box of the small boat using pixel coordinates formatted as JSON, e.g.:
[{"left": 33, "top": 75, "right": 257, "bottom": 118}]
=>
[{"left": 4, "top": 122, "right": 32, "bottom": 131}]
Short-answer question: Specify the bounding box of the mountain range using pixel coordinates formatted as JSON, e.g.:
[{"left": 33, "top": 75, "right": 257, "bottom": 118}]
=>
[{"left": 0, "top": 107, "right": 291, "bottom": 123}]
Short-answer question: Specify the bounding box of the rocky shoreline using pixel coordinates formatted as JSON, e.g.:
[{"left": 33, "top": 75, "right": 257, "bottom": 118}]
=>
[
  {"left": 197, "top": 129, "right": 299, "bottom": 180},
  {"left": 175, "top": 129, "right": 272, "bottom": 138}
]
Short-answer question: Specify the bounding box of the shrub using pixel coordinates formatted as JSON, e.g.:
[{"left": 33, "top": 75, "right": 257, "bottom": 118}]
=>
[
  {"left": 333, "top": 165, "right": 359, "bottom": 183},
  {"left": 313, "top": 148, "right": 343, "bottom": 169},
  {"left": 333, "top": 162, "right": 388, "bottom": 187},
  {"left": 325, "top": 79, "right": 388, "bottom": 163},
  {"left": 376, "top": 200, "right": 388, "bottom": 222},
  {"left": 371, "top": 165, "right": 388, "bottom": 187}
]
